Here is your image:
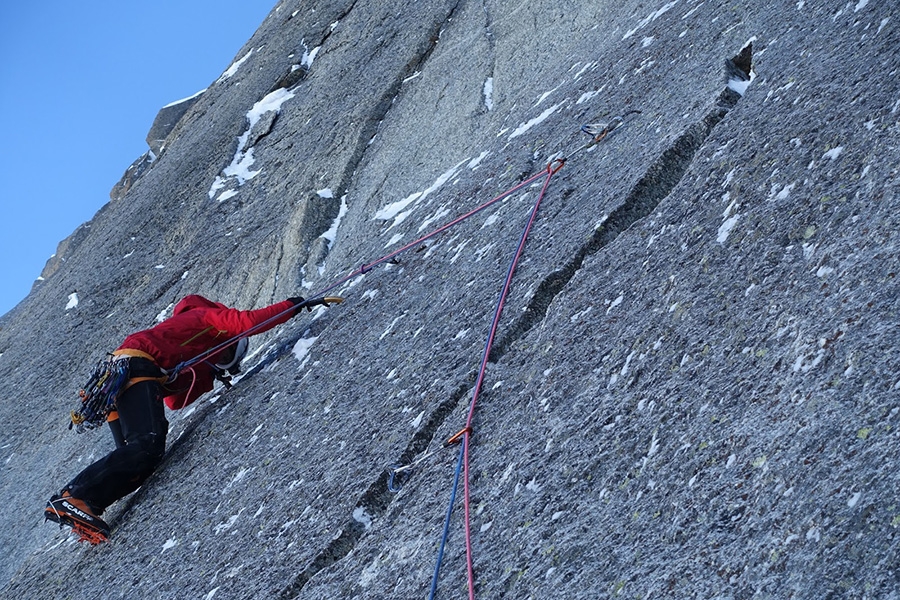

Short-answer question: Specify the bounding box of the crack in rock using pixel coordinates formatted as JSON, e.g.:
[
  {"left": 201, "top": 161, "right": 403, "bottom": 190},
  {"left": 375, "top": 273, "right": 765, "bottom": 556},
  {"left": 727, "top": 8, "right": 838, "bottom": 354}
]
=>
[
  {"left": 277, "top": 379, "right": 473, "bottom": 600},
  {"left": 492, "top": 48, "right": 751, "bottom": 359},
  {"left": 287, "top": 0, "right": 464, "bottom": 292},
  {"left": 270, "top": 1, "right": 360, "bottom": 93},
  {"left": 333, "top": 0, "right": 463, "bottom": 199},
  {"left": 275, "top": 42, "right": 754, "bottom": 600}
]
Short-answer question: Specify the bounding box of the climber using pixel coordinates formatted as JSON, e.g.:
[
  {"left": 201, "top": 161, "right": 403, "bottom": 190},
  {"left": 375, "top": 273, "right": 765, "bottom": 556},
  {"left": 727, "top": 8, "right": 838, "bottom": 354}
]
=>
[{"left": 44, "top": 294, "right": 317, "bottom": 543}]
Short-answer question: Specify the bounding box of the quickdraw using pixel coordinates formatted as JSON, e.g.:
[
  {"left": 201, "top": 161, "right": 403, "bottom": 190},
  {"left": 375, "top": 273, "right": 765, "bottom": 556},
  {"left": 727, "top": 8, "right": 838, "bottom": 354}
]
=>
[
  {"left": 387, "top": 116, "right": 643, "bottom": 502},
  {"left": 444, "top": 426, "right": 472, "bottom": 447},
  {"left": 387, "top": 427, "right": 474, "bottom": 492},
  {"left": 538, "top": 111, "right": 642, "bottom": 173},
  {"left": 580, "top": 109, "right": 642, "bottom": 144},
  {"left": 70, "top": 356, "right": 131, "bottom": 433}
]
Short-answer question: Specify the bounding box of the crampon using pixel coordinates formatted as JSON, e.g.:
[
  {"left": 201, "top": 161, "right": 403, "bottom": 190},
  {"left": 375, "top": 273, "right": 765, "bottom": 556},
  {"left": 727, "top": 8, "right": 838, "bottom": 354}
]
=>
[
  {"left": 68, "top": 522, "right": 109, "bottom": 545},
  {"left": 45, "top": 513, "right": 110, "bottom": 545},
  {"left": 45, "top": 494, "right": 110, "bottom": 545},
  {"left": 45, "top": 516, "right": 109, "bottom": 545}
]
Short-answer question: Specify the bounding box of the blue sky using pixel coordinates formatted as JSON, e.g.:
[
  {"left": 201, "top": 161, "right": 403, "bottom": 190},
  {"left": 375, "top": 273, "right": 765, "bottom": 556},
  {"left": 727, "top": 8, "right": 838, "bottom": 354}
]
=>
[{"left": 0, "top": 1, "right": 275, "bottom": 317}]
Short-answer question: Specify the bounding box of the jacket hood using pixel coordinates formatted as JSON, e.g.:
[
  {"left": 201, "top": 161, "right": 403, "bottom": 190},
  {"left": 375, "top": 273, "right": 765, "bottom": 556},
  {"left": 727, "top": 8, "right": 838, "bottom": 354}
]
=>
[{"left": 173, "top": 295, "right": 227, "bottom": 315}]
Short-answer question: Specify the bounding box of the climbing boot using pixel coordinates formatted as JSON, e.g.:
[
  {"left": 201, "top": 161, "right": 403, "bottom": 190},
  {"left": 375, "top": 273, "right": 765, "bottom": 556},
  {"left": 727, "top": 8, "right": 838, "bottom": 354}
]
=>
[{"left": 44, "top": 492, "right": 110, "bottom": 544}]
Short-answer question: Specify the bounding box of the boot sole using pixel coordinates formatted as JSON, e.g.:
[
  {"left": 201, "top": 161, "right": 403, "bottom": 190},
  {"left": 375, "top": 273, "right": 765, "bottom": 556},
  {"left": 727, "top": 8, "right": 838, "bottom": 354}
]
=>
[{"left": 45, "top": 504, "right": 110, "bottom": 544}]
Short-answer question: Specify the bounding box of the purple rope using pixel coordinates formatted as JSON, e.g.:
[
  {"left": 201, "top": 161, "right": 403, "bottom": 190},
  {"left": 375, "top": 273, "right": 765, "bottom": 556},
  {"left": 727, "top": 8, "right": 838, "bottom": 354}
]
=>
[{"left": 171, "top": 169, "right": 551, "bottom": 377}]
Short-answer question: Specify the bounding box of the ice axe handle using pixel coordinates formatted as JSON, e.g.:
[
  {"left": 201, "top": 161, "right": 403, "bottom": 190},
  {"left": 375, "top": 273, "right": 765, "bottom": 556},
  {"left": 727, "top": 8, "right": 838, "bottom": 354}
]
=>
[{"left": 305, "top": 296, "right": 344, "bottom": 308}]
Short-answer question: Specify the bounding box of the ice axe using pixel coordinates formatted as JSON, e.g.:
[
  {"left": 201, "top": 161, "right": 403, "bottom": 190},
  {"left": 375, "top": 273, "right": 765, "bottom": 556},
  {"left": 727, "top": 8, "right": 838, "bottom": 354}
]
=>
[{"left": 297, "top": 296, "right": 344, "bottom": 310}]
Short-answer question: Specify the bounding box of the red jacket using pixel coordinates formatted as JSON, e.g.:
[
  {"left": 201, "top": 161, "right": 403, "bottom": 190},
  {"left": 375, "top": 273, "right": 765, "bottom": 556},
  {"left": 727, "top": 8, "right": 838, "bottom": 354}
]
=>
[{"left": 117, "top": 295, "right": 295, "bottom": 410}]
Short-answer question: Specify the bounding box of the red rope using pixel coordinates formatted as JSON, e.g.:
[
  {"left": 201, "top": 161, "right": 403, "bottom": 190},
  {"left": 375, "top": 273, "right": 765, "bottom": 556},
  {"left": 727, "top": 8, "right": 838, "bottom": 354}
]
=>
[
  {"left": 171, "top": 168, "right": 550, "bottom": 379},
  {"left": 459, "top": 161, "right": 560, "bottom": 599},
  {"left": 316, "top": 168, "right": 551, "bottom": 299}
]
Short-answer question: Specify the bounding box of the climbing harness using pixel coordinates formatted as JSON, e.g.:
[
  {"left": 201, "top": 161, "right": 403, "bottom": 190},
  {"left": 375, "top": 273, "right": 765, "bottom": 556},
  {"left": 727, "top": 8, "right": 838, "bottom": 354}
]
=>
[
  {"left": 69, "top": 352, "right": 169, "bottom": 433},
  {"left": 69, "top": 355, "right": 132, "bottom": 432},
  {"left": 69, "top": 296, "right": 344, "bottom": 431}
]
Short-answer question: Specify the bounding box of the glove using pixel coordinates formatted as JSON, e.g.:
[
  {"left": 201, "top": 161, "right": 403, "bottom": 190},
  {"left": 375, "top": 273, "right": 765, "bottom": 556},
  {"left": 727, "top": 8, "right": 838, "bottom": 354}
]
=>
[
  {"left": 288, "top": 297, "right": 311, "bottom": 315},
  {"left": 212, "top": 367, "right": 233, "bottom": 389},
  {"left": 288, "top": 296, "right": 343, "bottom": 314}
]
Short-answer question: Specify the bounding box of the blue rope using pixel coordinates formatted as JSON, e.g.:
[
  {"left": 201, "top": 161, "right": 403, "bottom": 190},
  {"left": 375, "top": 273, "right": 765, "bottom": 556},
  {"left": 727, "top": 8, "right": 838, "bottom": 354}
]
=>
[
  {"left": 428, "top": 441, "right": 466, "bottom": 600},
  {"left": 427, "top": 163, "right": 560, "bottom": 598}
]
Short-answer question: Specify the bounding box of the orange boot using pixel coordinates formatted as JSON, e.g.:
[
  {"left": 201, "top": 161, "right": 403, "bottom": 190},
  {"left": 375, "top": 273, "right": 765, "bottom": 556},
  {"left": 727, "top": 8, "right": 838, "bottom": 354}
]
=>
[{"left": 44, "top": 491, "right": 110, "bottom": 544}]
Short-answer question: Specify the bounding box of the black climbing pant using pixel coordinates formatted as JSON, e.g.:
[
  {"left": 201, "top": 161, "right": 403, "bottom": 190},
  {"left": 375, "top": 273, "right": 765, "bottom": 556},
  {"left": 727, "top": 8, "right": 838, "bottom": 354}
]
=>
[{"left": 64, "top": 374, "right": 168, "bottom": 515}]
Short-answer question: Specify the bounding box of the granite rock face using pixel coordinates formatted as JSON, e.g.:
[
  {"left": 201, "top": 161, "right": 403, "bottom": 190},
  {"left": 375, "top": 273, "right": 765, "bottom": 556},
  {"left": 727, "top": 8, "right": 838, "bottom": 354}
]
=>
[
  {"left": 146, "top": 91, "right": 206, "bottom": 156},
  {"left": 1, "top": 1, "right": 898, "bottom": 598}
]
